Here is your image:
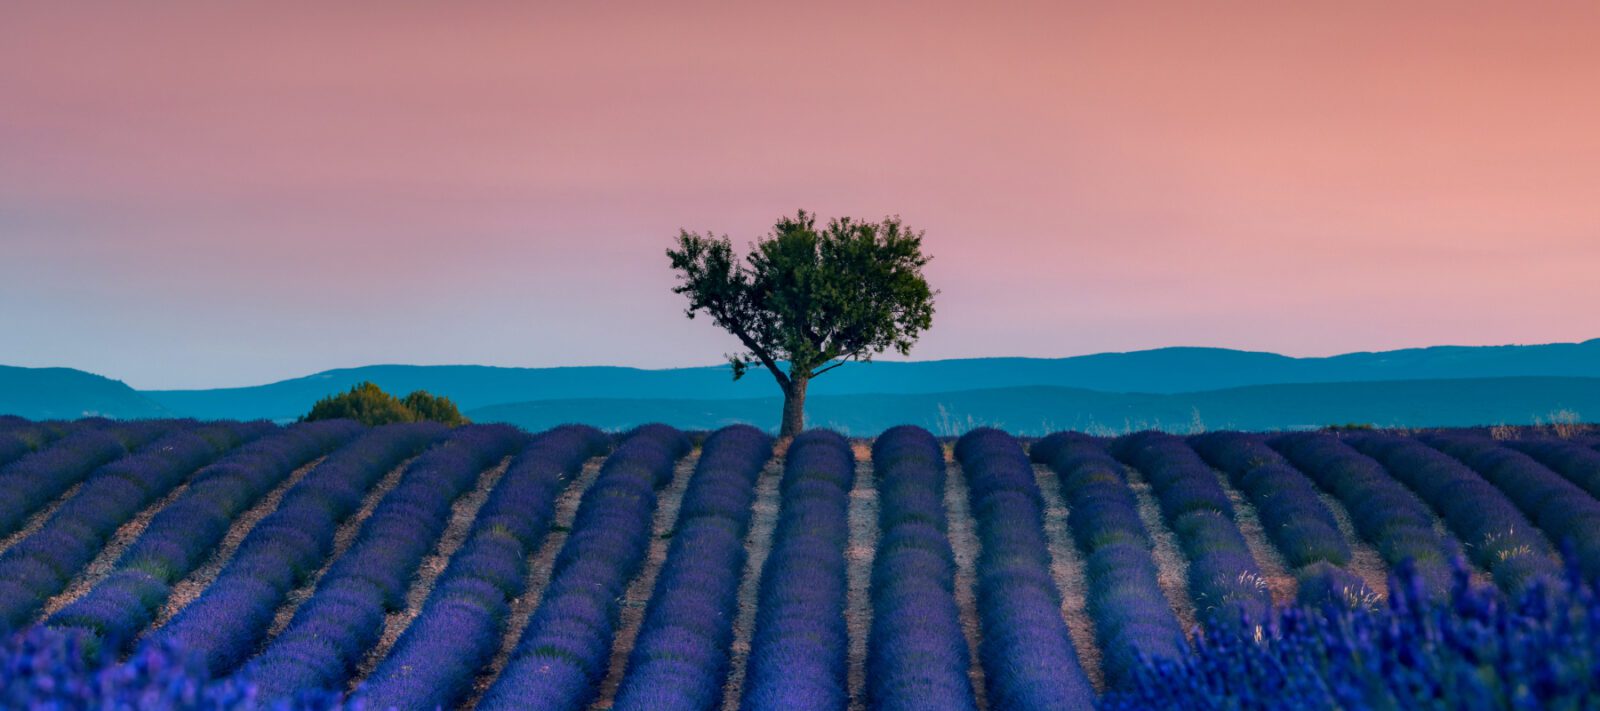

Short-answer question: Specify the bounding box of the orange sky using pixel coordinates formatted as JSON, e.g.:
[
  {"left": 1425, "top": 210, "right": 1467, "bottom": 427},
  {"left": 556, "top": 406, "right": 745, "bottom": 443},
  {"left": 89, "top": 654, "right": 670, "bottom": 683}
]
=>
[{"left": 2, "top": 2, "right": 1597, "bottom": 388}]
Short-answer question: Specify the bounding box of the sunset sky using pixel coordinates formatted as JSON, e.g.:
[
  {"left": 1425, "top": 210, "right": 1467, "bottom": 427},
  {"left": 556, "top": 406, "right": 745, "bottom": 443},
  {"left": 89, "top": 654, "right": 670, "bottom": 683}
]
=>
[{"left": 3, "top": 2, "right": 1597, "bottom": 389}]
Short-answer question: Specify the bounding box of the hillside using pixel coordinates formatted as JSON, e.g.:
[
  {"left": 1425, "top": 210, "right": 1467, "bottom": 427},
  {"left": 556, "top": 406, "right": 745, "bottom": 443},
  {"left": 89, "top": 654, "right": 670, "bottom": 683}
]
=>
[
  {"left": 0, "top": 366, "right": 169, "bottom": 420},
  {"left": 467, "top": 376, "right": 1600, "bottom": 435},
  {"left": 140, "top": 340, "right": 1600, "bottom": 421}
]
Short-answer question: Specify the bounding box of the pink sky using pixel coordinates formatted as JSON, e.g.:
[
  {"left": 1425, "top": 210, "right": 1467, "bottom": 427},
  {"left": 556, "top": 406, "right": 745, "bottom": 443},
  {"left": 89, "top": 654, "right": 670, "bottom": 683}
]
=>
[{"left": 2, "top": 2, "right": 1597, "bottom": 389}]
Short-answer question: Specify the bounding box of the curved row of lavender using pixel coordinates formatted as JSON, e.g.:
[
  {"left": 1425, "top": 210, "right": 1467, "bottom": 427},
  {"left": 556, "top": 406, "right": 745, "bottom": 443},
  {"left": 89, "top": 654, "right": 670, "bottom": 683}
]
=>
[
  {"left": 865, "top": 425, "right": 977, "bottom": 711},
  {"left": 146, "top": 422, "right": 449, "bottom": 674},
  {"left": 739, "top": 429, "right": 856, "bottom": 710},
  {"left": 955, "top": 428, "right": 1095, "bottom": 709},
  {"left": 48, "top": 420, "right": 363, "bottom": 647},
  {"left": 477, "top": 423, "right": 691, "bottom": 710},
  {"left": 0, "top": 419, "right": 185, "bottom": 539},
  {"left": 1422, "top": 433, "right": 1600, "bottom": 580},
  {"left": 0, "top": 415, "right": 65, "bottom": 469},
  {"left": 353, "top": 424, "right": 610, "bottom": 709},
  {"left": 1346, "top": 432, "right": 1558, "bottom": 593},
  {"left": 0, "top": 421, "right": 275, "bottom": 633},
  {"left": 239, "top": 425, "right": 530, "bottom": 699},
  {"left": 1110, "top": 432, "right": 1271, "bottom": 626},
  {"left": 610, "top": 425, "right": 774, "bottom": 710},
  {"left": 1269, "top": 431, "right": 1461, "bottom": 598},
  {"left": 1190, "top": 432, "right": 1373, "bottom": 608},
  {"left": 1031, "top": 432, "right": 1186, "bottom": 689}
]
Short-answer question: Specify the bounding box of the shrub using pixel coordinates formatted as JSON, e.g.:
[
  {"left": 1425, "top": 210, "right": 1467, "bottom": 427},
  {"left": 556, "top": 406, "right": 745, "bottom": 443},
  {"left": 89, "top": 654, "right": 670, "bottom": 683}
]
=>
[{"left": 302, "top": 381, "right": 469, "bottom": 426}]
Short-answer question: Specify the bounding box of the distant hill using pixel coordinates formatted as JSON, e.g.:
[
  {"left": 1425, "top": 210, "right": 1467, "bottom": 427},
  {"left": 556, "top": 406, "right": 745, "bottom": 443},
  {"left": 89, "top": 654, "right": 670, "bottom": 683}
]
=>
[
  {"left": 139, "top": 339, "right": 1600, "bottom": 421},
  {"left": 0, "top": 366, "right": 170, "bottom": 420},
  {"left": 466, "top": 377, "right": 1600, "bottom": 435}
]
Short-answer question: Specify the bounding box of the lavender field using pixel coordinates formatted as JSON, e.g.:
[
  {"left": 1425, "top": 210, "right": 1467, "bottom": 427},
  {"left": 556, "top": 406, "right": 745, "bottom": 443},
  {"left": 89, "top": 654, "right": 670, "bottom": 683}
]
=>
[{"left": 2, "top": 415, "right": 1598, "bottom": 710}]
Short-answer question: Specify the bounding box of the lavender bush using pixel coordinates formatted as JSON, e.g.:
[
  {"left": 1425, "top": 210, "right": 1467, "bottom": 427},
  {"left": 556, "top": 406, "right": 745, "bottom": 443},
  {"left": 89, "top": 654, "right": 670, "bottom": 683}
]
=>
[
  {"left": 864, "top": 425, "right": 977, "bottom": 711},
  {"left": 957, "top": 428, "right": 1095, "bottom": 709},
  {"left": 1033, "top": 432, "right": 1186, "bottom": 689},
  {"left": 610, "top": 424, "right": 773, "bottom": 711},
  {"left": 478, "top": 423, "right": 690, "bottom": 711},
  {"left": 1112, "top": 432, "right": 1270, "bottom": 626},
  {"left": 148, "top": 422, "right": 447, "bottom": 675},
  {"left": 740, "top": 429, "right": 856, "bottom": 711},
  {"left": 352, "top": 424, "right": 608, "bottom": 710}
]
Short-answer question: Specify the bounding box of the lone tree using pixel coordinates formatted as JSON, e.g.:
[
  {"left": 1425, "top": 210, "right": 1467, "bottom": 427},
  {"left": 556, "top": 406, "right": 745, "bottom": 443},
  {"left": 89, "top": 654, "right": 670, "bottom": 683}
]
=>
[{"left": 667, "top": 210, "right": 935, "bottom": 437}]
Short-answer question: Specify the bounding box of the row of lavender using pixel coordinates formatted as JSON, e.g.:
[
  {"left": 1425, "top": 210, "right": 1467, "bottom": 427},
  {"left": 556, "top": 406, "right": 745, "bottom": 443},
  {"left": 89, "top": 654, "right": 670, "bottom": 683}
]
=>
[
  {"left": 5, "top": 418, "right": 1600, "bottom": 708},
  {"left": 0, "top": 421, "right": 280, "bottom": 633}
]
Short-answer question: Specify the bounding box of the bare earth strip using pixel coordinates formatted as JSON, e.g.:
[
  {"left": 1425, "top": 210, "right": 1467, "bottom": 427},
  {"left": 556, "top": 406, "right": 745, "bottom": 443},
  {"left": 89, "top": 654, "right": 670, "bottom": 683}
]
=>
[
  {"left": 0, "top": 482, "right": 83, "bottom": 557},
  {"left": 946, "top": 456, "right": 991, "bottom": 709},
  {"left": 467, "top": 455, "right": 607, "bottom": 706},
  {"left": 262, "top": 458, "right": 414, "bottom": 641},
  {"left": 1432, "top": 515, "right": 1497, "bottom": 589},
  {"left": 1032, "top": 462, "right": 1103, "bottom": 694},
  {"left": 1314, "top": 491, "right": 1390, "bottom": 598},
  {"left": 719, "top": 456, "right": 784, "bottom": 711},
  {"left": 349, "top": 457, "right": 513, "bottom": 689},
  {"left": 1209, "top": 469, "right": 1296, "bottom": 607},
  {"left": 589, "top": 451, "right": 700, "bottom": 709},
  {"left": 156, "top": 458, "right": 325, "bottom": 627},
  {"left": 845, "top": 452, "right": 878, "bottom": 711},
  {"left": 40, "top": 478, "right": 198, "bottom": 619},
  {"left": 1121, "top": 466, "right": 1201, "bottom": 637}
]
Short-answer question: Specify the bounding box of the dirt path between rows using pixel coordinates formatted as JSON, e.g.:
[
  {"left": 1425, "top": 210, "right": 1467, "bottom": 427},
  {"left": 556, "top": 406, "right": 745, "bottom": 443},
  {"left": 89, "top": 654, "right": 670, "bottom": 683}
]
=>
[
  {"left": 466, "top": 455, "right": 608, "bottom": 707},
  {"left": 0, "top": 482, "right": 83, "bottom": 557},
  {"left": 1209, "top": 469, "right": 1296, "bottom": 607},
  {"left": 261, "top": 458, "right": 414, "bottom": 642},
  {"left": 1314, "top": 491, "right": 1391, "bottom": 599},
  {"left": 1032, "top": 462, "right": 1103, "bottom": 694},
  {"left": 844, "top": 451, "right": 878, "bottom": 711},
  {"left": 155, "top": 458, "right": 325, "bottom": 628},
  {"left": 719, "top": 456, "right": 784, "bottom": 711},
  {"left": 588, "top": 452, "right": 699, "bottom": 709},
  {"left": 945, "top": 456, "right": 991, "bottom": 708},
  {"left": 1121, "top": 466, "right": 1201, "bottom": 637},
  {"left": 40, "top": 474, "right": 202, "bottom": 620},
  {"left": 349, "top": 457, "right": 513, "bottom": 690}
]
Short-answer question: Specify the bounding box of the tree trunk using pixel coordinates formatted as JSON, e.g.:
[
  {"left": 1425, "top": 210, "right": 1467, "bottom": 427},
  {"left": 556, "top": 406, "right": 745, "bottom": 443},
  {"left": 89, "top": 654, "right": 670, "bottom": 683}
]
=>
[{"left": 779, "top": 377, "right": 808, "bottom": 438}]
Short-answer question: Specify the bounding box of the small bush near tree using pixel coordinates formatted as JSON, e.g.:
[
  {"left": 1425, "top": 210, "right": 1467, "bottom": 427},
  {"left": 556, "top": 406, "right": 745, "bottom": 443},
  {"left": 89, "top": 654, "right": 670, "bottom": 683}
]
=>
[{"left": 302, "top": 382, "right": 469, "bottom": 426}]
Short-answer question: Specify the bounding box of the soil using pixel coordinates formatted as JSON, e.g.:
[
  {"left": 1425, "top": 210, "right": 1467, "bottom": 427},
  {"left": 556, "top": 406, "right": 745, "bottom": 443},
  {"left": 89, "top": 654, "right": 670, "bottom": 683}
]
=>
[
  {"left": 1315, "top": 491, "right": 1391, "bottom": 599},
  {"left": 1210, "top": 468, "right": 1297, "bottom": 607},
  {"left": 588, "top": 452, "right": 699, "bottom": 709},
  {"left": 349, "top": 456, "right": 512, "bottom": 689},
  {"left": 156, "top": 457, "right": 325, "bottom": 628},
  {"left": 40, "top": 477, "right": 199, "bottom": 619},
  {"left": 844, "top": 457, "right": 878, "bottom": 711},
  {"left": 466, "top": 455, "right": 608, "bottom": 707},
  {"left": 719, "top": 456, "right": 784, "bottom": 711},
  {"left": 0, "top": 482, "right": 83, "bottom": 557},
  {"left": 945, "top": 457, "right": 991, "bottom": 707},
  {"left": 1031, "top": 463, "right": 1103, "bottom": 694},
  {"left": 1121, "top": 466, "right": 1201, "bottom": 637},
  {"left": 262, "top": 457, "right": 415, "bottom": 641}
]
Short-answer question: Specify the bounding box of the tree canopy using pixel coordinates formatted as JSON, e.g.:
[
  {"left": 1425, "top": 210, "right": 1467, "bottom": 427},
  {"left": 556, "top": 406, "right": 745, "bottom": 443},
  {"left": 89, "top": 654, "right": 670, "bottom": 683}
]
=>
[
  {"left": 667, "top": 210, "right": 935, "bottom": 435},
  {"left": 301, "top": 381, "right": 469, "bottom": 427}
]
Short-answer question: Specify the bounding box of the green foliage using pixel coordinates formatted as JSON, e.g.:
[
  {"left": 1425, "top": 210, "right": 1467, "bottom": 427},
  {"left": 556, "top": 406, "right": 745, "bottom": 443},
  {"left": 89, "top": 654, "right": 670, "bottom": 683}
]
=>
[
  {"left": 302, "top": 382, "right": 468, "bottom": 426},
  {"left": 666, "top": 210, "right": 936, "bottom": 390}
]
